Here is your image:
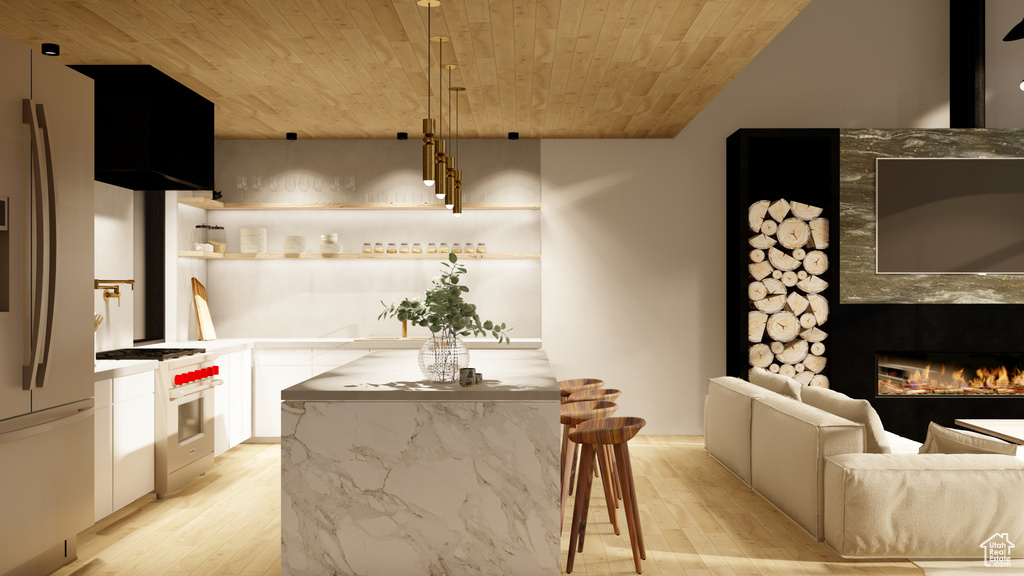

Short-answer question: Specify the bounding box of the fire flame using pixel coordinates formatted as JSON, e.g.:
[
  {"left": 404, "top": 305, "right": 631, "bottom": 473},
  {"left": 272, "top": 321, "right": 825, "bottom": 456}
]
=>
[{"left": 879, "top": 362, "right": 1024, "bottom": 395}]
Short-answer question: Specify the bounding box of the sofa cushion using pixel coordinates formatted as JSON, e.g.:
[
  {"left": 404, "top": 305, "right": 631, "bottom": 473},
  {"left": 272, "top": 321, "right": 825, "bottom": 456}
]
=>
[
  {"left": 919, "top": 422, "right": 1018, "bottom": 456},
  {"left": 825, "top": 453, "right": 1024, "bottom": 559},
  {"left": 748, "top": 367, "right": 802, "bottom": 401},
  {"left": 801, "top": 386, "right": 891, "bottom": 454}
]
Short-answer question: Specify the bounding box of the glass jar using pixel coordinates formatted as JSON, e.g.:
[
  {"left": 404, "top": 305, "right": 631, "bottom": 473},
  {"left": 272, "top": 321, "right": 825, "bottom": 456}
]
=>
[
  {"left": 439, "top": 242, "right": 450, "bottom": 253},
  {"left": 362, "top": 242, "right": 372, "bottom": 254},
  {"left": 412, "top": 243, "right": 422, "bottom": 254},
  {"left": 452, "top": 243, "right": 462, "bottom": 254},
  {"left": 192, "top": 224, "right": 209, "bottom": 250},
  {"left": 464, "top": 242, "right": 475, "bottom": 254},
  {"left": 374, "top": 242, "right": 385, "bottom": 254},
  {"left": 208, "top": 226, "right": 226, "bottom": 253},
  {"left": 387, "top": 242, "right": 397, "bottom": 254},
  {"left": 427, "top": 243, "right": 437, "bottom": 254},
  {"left": 399, "top": 242, "right": 410, "bottom": 254},
  {"left": 476, "top": 242, "right": 487, "bottom": 254}
]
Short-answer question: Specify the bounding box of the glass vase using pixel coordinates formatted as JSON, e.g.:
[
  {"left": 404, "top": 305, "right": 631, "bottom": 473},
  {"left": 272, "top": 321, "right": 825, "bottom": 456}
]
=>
[{"left": 418, "top": 334, "right": 470, "bottom": 382}]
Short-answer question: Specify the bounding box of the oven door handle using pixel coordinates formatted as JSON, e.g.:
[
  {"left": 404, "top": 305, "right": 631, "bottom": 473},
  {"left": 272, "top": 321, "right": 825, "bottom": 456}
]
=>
[{"left": 169, "top": 378, "right": 223, "bottom": 400}]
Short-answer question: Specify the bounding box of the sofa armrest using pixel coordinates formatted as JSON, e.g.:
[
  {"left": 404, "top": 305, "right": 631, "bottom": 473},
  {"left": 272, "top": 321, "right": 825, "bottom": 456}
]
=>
[
  {"left": 750, "top": 394, "right": 864, "bottom": 540},
  {"left": 705, "top": 376, "right": 770, "bottom": 486},
  {"left": 824, "top": 453, "right": 1024, "bottom": 559}
]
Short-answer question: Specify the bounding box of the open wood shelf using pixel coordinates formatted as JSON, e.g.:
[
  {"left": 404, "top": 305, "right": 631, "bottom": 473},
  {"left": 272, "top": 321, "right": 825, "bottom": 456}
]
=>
[
  {"left": 178, "top": 251, "right": 539, "bottom": 260},
  {"left": 178, "top": 198, "right": 540, "bottom": 210}
]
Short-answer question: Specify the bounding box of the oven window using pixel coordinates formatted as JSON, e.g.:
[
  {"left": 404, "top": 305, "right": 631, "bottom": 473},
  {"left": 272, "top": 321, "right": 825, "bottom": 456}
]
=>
[{"left": 178, "top": 398, "right": 204, "bottom": 443}]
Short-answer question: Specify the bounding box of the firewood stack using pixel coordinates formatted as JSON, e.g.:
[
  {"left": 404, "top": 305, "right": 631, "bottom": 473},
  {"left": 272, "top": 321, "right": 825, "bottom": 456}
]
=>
[{"left": 747, "top": 198, "right": 830, "bottom": 388}]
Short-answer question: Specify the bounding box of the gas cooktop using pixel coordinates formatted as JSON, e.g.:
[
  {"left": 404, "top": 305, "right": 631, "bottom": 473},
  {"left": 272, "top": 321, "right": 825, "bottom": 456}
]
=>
[{"left": 95, "top": 347, "right": 206, "bottom": 361}]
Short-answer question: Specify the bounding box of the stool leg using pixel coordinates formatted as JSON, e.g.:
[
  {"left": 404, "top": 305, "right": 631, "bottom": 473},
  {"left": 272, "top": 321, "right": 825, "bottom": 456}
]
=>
[
  {"left": 568, "top": 443, "right": 580, "bottom": 495},
  {"left": 560, "top": 428, "right": 576, "bottom": 529},
  {"left": 595, "top": 442, "right": 619, "bottom": 535},
  {"left": 607, "top": 444, "right": 621, "bottom": 507},
  {"left": 560, "top": 424, "right": 570, "bottom": 490},
  {"left": 613, "top": 443, "right": 642, "bottom": 574},
  {"left": 577, "top": 448, "right": 596, "bottom": 553},
  {"left": 566, "top": 444, "right": 594, "bottom": 574},
  {"left": 622, "top": 441, "right": 645, "bottom": 560}
]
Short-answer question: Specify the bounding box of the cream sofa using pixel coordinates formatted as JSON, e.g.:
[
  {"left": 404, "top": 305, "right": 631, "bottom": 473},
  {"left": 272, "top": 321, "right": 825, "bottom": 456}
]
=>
[{"left": 705, "top": 371, "right": 1024, "bottom": 559}]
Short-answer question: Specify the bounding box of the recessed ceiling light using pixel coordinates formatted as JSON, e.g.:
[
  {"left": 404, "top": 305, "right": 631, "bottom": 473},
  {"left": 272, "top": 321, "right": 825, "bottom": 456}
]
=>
[{"left": 41, "top": 43, "right": 59, "bottom": 56}]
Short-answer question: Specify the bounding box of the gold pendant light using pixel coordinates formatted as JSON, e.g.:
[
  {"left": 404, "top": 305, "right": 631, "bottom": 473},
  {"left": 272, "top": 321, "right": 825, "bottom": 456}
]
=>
[
  {"left": 441, "top": 63, "right": 457, "bottom": 209},
  {"left": 431, "top": 35, "right": 450, "bottom": 200},
  {"left": 435, "top": 139, "right": 447, "bottom": 201},
  {"left": 417, "top": 0, "right": 440, "bottom": 188},
  {"left": 450, "top": 85, "right": 465, "bottom": 217}
]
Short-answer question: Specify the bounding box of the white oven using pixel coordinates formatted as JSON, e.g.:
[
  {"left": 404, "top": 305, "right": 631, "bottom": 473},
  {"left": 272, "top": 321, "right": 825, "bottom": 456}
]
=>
[{"left": 155, "top": 360, "right": 221, "bottom": 498}]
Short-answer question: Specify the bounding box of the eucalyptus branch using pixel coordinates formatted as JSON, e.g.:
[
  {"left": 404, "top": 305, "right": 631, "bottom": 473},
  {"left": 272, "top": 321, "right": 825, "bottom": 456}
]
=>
[{"left": 379, "top": 252, "right": 512, "bottom": 343}]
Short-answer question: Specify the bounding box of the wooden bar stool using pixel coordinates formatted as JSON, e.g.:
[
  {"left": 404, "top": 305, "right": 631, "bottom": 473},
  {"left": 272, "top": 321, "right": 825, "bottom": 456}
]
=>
[
  {"left": 558, "top": 378, "right": 604, "bottom": 404},
  {"left": 566, "top": 416, "right": 646, "bottom": 575},
  {"left": 565, "top": 388, "right": 621, "bottom": 404},
  {"left": 560, "top": 400, "right": 617, "bottom": 531},
  {"left": 564, "top": 388, "right": 624, "bottom": 503}
]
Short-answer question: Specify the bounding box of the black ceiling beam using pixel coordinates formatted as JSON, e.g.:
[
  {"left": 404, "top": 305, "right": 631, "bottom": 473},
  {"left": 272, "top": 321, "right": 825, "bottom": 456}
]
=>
[{"left": 950, "top": 0, "right": 986, "bottom": 128}]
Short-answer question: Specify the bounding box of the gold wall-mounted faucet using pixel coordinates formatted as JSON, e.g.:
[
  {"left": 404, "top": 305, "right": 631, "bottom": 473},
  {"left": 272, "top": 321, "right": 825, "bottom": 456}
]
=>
[{"left": 94, "top": 279, "right": 135, "bottom": 307}]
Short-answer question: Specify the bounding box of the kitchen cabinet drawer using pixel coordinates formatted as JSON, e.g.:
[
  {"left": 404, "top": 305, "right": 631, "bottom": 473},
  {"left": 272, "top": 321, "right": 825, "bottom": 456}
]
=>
[
  {"left": 255, "top": 348, "right": 312, "bottom": 366},
  {"left": 113, "top": 371, "right": 155, "bottom": 403},
  {"left": 95, "top": 378, "right": 113, "bottom": 408},
  {"left": 312, "top": 348, "right": 367, "bottom": 366}
]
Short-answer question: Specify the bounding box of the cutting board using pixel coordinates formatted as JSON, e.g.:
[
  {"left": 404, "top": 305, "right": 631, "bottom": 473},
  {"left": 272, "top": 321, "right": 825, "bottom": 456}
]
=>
[{"left": 191, "top": 277, "right": 217, "bottom": 341}]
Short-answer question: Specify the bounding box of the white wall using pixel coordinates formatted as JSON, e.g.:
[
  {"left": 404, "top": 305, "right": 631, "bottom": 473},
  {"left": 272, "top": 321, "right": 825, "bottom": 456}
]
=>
[
  {"left": 541, "top": 0, "right": 951, "bottom": 434},
  {"left": 94, "top": 181, "right": 134, "bottom": 351},
  {"left": 986, "top": 0, "right": 1024, "bottom": 128}
]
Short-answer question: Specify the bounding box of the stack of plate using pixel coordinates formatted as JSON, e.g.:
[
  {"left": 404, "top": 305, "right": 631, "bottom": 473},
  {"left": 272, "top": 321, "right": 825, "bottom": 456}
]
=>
[
  {"left": 282, "top": 235, "right": 306, "bottom": 254},
  {"left": 320, "top": 233, "right": 342, "bottom": 254},
  {"left": 240, "top": 228, "right": 267, "bottom": 254}
]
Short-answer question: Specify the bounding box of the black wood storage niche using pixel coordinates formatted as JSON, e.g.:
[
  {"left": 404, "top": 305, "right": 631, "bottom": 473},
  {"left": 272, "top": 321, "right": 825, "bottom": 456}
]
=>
[{"left": 725, "top": 129, "right": 840, "bottom": 385}]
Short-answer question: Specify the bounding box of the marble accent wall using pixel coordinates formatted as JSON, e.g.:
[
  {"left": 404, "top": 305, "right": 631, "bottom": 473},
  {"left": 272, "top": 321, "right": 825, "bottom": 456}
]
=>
[
  {"left": 839, "top": 129, "right": 1024, "bottom": 303},
  {"left": 281, "top": 400, "right": 560, "bottom": 576}
]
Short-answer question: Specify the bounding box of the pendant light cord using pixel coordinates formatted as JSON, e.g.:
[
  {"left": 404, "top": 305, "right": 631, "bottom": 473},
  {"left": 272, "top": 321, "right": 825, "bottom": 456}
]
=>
[{"left": 427, "top": 5, "right": 431, "bottom": 120}]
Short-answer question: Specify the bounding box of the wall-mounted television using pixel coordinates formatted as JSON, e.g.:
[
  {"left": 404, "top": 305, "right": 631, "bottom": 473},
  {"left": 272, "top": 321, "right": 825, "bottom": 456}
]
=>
[{"left": 876, "top": 157, "right": 1024, "bottom": 274}]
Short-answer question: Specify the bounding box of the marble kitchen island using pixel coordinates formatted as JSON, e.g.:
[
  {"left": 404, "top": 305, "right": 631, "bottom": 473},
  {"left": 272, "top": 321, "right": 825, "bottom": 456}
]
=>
[{"left": 280, "top": 349, "right": 561, "bottom": 576}]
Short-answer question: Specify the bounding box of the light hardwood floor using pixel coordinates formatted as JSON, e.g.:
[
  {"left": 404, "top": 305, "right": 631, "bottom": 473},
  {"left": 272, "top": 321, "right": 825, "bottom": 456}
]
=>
[
  {"left": 52, "top": 443, "right": 281, "bottom": 576},
  {"left": 52, "top": 437, "right": 923, "bottom": 576},
  {"left": 561, "top": 436, "right": 924, "bottom": 576}
]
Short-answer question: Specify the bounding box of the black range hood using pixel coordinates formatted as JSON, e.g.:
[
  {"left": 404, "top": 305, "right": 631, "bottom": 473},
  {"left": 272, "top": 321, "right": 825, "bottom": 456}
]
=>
[{"left": 70, "top": 65, "right": 213, "bottom": 191}]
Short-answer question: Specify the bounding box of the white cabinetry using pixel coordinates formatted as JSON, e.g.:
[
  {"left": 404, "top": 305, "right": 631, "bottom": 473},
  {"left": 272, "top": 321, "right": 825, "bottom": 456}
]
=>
[
  {"left": 213, "top": 348, "right": 253, "bottom": 456},
  {"left": 253, "top": 347, "right": 367, "bottom": 439},
  {"left": 94, "top": 380, "right": 113, "bottom": 522},
  {"left": 95, "top": 371, "right": 155, "bottom": 521}
]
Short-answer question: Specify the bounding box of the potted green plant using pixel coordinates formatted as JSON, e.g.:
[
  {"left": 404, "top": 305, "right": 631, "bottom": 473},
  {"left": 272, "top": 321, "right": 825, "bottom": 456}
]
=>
[{"left": 379, "top": 252, "right": 511, "bottom": 382}]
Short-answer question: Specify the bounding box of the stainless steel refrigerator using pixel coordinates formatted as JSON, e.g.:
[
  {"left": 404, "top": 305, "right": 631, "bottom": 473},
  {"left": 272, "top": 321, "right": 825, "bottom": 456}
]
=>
[{"left": 0, "top": 34, "right": 96, "bottom": 576}]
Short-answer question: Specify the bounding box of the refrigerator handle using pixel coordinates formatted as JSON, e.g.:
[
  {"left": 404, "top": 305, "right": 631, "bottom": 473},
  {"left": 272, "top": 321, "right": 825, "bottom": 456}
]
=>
[
  {"left": 34, "top": 103, "right": 58, "bottom": 388},
  {"left": 20, "top": 99, "right": 51, "bottom": 391}
]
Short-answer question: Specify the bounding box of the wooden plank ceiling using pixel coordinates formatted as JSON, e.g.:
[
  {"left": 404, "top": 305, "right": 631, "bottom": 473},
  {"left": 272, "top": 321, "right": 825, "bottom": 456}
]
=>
[{"left": 0, "top": 0, "right": 809, "bottom": 139}]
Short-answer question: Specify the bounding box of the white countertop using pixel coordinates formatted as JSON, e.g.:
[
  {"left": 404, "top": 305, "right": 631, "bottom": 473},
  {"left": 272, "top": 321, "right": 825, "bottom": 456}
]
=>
[
  {"left": 282, "top": 349, "right": 558, "bottom": 402},
  {"left": 94, "top": 358, "right": 159, "bottom": 381},
  {"left": 94, "top": 337, "right": 543, "bottom": 381}
]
